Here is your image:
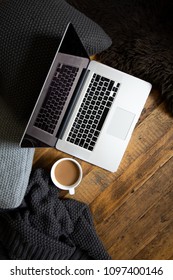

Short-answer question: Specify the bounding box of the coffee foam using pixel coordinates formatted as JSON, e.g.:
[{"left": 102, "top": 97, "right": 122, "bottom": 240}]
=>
[{"left": 54, "top": 160, "right": 80, "bottom": 186}]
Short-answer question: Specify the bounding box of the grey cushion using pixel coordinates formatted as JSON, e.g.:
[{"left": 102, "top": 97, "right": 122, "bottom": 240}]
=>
[
  {"left": 0, "top": 97, "right": 35, "bottom": 208},
  {"left": 0, "top": 0, "right": 112, "bottom": 120},
  {"left": 0, "top": 0, "right": 111, "bottom": 208}
]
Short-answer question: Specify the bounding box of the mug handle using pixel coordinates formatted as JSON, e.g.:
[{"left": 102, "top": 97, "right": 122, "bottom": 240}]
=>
[{"left": 69, "top": 188, "right": 75, "bottom": 195}]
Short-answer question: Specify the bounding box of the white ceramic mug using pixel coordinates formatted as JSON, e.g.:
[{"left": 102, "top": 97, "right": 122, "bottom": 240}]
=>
[{"left": 50, "top": 158, "right": 82, "bottom": 195}]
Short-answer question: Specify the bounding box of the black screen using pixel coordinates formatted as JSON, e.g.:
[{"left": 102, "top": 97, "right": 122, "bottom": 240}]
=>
[{"left": 59, "top": 23, "right": 89, "bottom": 59}]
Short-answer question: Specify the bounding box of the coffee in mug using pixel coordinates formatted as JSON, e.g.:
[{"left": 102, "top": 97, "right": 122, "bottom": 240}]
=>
[{"left": 51, "top": 158, "right": 82, "bottom": 195}]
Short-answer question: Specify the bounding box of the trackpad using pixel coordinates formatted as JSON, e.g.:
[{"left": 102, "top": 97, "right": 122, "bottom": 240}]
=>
[{"left": 107, "top": 107, "right": 135, "bottom": 140}]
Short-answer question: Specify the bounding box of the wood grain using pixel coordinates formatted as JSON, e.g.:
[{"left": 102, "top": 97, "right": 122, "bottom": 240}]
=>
[{"left": 33, "top": 89, "right": 173, "bottom": 259}]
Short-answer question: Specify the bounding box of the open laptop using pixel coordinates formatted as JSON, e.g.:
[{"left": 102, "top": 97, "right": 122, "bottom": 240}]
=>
[{"left": 20, "top": 23, "right": 152, "bottom": 172}]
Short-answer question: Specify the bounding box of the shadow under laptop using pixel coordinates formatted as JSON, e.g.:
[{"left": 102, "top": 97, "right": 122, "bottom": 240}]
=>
[{"left": 21, "top": 134, "right": 49, "bottom": 147}]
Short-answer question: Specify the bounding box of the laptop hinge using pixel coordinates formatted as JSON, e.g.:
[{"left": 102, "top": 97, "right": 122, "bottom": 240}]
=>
[{"left": 56, "top": 68, "right": 90, "bottom": 140}]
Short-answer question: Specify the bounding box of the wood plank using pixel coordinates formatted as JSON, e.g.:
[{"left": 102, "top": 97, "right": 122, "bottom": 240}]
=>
[
  {"left": 100, "top": 157, "right": 173, "bottom": 258},
  {"left": 108, "top": 186, "right": 173, "bottom": 259},
  {"left": 133, "top": 221, "right": 173, "bottom": 260},
  {"left": 90, "top": 103, "right": 173, "bottom": 223}
]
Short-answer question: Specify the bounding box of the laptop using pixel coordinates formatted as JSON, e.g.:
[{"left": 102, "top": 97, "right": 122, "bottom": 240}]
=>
[{"left": 20, "top": 23, "right": 152, "bottom": 172}]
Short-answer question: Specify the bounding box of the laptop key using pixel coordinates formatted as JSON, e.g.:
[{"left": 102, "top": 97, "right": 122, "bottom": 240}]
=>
[
  {"left": 95, "top": 74, "right": 100, "bottom": 82},
  {"left": 79, "top": 139, "right": 84, "bottom": 146},
  {"left": 108, "top": 80, "right": 114, "bottom": 91},
  {"left": 97, "top": 107, "right": 109, "bottom": 132},
  {"left": 84, "top": 143, "right": 89, "bottom": 149}
]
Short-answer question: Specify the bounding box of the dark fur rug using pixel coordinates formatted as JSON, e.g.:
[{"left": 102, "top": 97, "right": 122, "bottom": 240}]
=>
[{"left": 68, "top": 0, "right": 173, "bottom": 114}]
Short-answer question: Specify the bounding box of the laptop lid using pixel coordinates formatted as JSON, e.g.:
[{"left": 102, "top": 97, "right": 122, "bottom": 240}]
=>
[{"left": 20, "top": 23, "right": 90, "bottom": 147}]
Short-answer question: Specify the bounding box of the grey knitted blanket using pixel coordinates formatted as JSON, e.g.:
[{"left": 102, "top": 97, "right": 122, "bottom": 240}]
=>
[{"left": 0, "top": 169, "right": 110, "bottom": 260}]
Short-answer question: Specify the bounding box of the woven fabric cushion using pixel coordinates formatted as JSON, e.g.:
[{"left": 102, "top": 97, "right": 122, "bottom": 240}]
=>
[
  {"left": 0, "top": 0, "right": 111, "bottom": 209},
  {"left": 0, "top": 0, "right": 112, "bottom": 120},
  {"left": 0, "top": 97, "right": 35, "bottom": 208}
]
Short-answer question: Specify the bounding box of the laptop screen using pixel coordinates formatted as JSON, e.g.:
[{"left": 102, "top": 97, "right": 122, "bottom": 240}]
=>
[
  {"left": 59, "top": 23, "right": 89, "bottom": 59},
  {"left": 20, "top": 23, "right": 90, "bottom": 147}
]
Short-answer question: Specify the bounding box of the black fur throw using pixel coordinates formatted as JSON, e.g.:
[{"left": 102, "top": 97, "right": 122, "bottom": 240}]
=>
[{"left": 68, "top": 0, "right": 173, "bottom": 114}]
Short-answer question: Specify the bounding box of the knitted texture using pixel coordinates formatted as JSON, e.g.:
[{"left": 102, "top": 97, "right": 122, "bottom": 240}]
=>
[
  {"left": 0, "top": 97, "right": 35, "bottom": 209},
  {"left": 0, "top": 0, "right": 112, "bottom": 121},
  {"left": 0, "top": 0, "right": 111, "bottom": 208},
  {"left": 0, "top": 169, "right": 110, "bottom": 260}
]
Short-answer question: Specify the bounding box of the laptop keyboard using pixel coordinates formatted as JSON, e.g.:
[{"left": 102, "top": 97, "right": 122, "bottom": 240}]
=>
[
  {"left": 67, "top": 73, "right": 120, "bottom": 151},
  {"left": 34, "top": 63, "right": 79, "bottom": 134}
]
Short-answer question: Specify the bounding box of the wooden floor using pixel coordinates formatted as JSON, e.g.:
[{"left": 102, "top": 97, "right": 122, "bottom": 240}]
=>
[{"left": 33, "top": 89, "right": 173, "bottom": 260}]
